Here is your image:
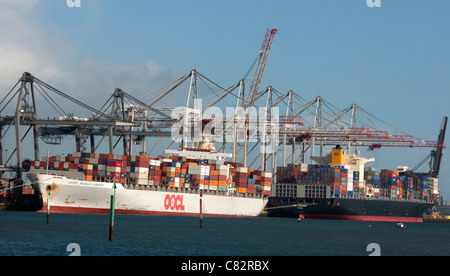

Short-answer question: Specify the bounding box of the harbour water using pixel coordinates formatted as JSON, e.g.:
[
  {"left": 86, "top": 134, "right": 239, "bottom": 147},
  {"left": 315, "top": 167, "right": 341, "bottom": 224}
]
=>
[{"left": 0, "top": 211, "right": 448, "bottom": 256}]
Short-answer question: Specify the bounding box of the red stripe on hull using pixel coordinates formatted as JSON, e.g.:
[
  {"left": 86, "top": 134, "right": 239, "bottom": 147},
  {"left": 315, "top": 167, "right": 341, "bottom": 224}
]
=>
[
  {"left": 300, "top": 214, "right": 424, "bottom": 223},
  {"left": 38, "top": 206, "right": 253, "bottom": 218}
]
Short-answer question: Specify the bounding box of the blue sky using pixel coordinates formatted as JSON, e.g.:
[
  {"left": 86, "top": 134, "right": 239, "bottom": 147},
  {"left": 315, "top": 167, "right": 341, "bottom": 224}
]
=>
[{"left": 1, "top": 0, "right": 450, "bottom": 198}]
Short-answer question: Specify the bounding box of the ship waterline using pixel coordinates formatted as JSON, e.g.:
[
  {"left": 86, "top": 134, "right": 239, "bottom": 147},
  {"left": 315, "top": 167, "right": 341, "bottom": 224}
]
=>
[{"left": 30, "top": 174, "right": 268, "bottom": 217}]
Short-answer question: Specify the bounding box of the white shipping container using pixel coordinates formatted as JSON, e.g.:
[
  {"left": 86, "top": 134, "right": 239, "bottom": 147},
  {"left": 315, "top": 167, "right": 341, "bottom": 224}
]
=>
[
  {"left": 150, "top": 160, "right": 160, "bottom": 166},
  {"left": 136, "top": 173, "right": 148, "bottom": 180},
  {"left": 219, "top": 170, "right": 228, "bottom": 176},
  {"left": 107, "top": 167, "right": 121, "bottom": 173},
  {"left": 201, "top": 165, "right": 210, "bottom": 174},
  {"left": 209, "top": 185, "right": 218, "bottom": 191},
  {"left": 236, "top": 167, "right": 248, "bottom": 173},
  {"left": 261, "top": 172, "right": 272, "bottom": 178},
  {"left": 136, "top": 178, "right": 148, "bottom": 185},
  {"left": 217, "top": 165, "right": 228, "bottom": 172},
  {"left": 137, "top": 167, "right": 149, "bottom": 174},
  {"left": 189, "top": 165, "right": 200, "bottom": 175}
]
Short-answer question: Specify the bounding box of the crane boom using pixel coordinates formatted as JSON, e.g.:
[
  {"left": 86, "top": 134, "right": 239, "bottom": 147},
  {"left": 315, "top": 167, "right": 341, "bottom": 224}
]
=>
[
  {"left": 431, "top": 116, "right": 448, "bottom": 177},
  {"left": 248, "top": 28, "right": 278, "bottom": 106}
]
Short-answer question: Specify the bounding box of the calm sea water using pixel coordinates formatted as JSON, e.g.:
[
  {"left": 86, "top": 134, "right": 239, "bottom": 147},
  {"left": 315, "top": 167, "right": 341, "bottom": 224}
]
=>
[{"left": 0, "top": 211, "right": 448, "bottom": 256}]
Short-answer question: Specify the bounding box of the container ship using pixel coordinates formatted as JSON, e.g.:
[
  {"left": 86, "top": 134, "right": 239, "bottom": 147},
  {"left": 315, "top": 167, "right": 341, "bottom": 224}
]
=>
[
  {"left": 267, "top": 147, "right": 440, "bottom": 222},
  {"left": 26, "top": 142, "right": 272, "bottom": 217}
]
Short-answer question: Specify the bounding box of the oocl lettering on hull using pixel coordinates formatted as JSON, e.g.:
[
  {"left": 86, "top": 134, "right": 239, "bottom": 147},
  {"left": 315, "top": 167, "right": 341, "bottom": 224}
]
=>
[{"left": 164, "top": 194, "right": 186, "bottom": 211}]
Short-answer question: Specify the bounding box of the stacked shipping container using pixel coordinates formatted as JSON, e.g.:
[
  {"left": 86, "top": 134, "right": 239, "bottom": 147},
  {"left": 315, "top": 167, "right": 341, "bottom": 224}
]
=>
[
  {"left": 30, "top": 152, "right": 272, "bottom": 196},
  {"left": 276, "top": 164, "right": 360, "bottom": 198},
  {"left": 275, "top": 164, "right": 438, "bottom": 202}
]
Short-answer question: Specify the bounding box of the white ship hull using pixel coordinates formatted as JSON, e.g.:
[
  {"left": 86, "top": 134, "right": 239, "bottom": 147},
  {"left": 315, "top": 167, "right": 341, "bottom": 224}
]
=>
[{"left": 29, "top": 174, "right": 267, "bottom": 217}]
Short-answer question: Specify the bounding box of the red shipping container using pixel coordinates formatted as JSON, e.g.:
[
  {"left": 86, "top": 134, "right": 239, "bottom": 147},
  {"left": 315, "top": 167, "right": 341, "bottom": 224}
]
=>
[
  {"left": 236, "top": 182, "right": 248, "bottom": 188},
  {"left": 136, "top": 156, "right": 150, "bottom": 163}
]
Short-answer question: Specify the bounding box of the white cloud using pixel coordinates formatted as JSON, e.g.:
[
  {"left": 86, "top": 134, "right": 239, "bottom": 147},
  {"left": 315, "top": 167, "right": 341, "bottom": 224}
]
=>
[
  {"left": 0, "top": 1, "right": 181, "bottom": 116},
  {"left": 0, "top": 0, "right": 40, "bottom": 8}
]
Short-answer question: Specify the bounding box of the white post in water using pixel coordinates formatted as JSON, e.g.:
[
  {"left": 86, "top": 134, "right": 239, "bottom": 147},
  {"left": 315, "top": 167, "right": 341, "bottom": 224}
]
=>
[
  {"left": 200, "top": 191, "right": 203, "bottom": 228},
  {"left": 47, "top": 191, "right": 51, "bottom": 224}
]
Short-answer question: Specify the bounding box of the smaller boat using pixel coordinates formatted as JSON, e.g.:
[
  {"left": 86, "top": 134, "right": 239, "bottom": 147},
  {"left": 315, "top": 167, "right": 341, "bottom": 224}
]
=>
[{"left": 396, "top": 222, "right": 406, "bottom": 228}]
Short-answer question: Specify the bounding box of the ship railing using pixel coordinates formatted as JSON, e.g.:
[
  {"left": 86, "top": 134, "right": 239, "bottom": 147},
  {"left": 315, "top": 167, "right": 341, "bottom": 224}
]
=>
[
  {"left": 338, "top": 194, "right": 431, "bottom": 204},
  {"left": 122, "top": 184, "right": 265, "bottom": 199}
]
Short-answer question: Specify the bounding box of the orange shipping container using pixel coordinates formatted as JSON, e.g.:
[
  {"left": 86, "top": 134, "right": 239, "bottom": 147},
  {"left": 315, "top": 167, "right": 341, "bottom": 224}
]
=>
[
  {"left": 218, "top": 180, "right": 227, "bottom": 186},
  {"left": 210, "top": 180, "right": 218, "bottom": 186},
  {"left": 238, "top": 187, "right": 247, "bottom": 194},
  {"left": 22, "top": 189, "right": 35, "bottom": 195},
  {"left": 210, "top": 170, "right": 219, "bottom": 176},
  {"left": 167, "top": 172, "right": 176, "bottom": 178}
]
